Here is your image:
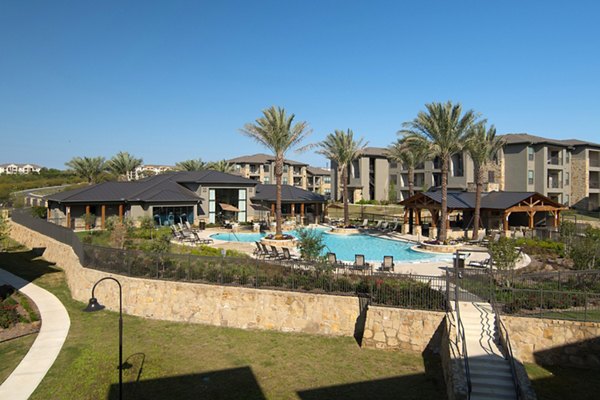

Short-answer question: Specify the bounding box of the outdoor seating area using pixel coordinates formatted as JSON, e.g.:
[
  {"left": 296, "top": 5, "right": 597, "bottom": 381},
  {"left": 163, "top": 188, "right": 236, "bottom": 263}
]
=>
[{"left": 171, "top": 224, "right": 214, "bottom": 245}]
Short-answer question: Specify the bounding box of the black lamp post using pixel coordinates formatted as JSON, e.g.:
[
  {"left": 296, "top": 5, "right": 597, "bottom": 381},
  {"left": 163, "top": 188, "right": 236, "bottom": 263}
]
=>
[{"left": 84, "top": 277, "right": 123, "bottom": 400}]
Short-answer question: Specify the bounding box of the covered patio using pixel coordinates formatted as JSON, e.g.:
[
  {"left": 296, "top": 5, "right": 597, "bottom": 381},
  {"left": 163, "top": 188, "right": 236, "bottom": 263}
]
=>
[
  {"left": 399, "top": 190, "right": 568, "bottom": 239},
  {"left": 251, "top": 184, "right": 326, "bottom": 225}
]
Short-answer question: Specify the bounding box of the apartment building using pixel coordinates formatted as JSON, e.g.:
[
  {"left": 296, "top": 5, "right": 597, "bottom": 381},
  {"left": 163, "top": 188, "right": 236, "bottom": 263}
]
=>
[
  {"left": 306, "top": 167, "right": 332, "bottom": 198},
  {"left": 502, "top": 134, "right": 572, "bottom": 205},
  {"left": 329, "top": 132, "right": 600, "bottom": 210},
  {"left": 0, "top": 163, "right": 42, "bottom": 174},
  {"left": 227, "top": 154, "right": 308, "bottom": 189},
  {"left": 566, "top": 140, "right": 600, "bottom": 211}
]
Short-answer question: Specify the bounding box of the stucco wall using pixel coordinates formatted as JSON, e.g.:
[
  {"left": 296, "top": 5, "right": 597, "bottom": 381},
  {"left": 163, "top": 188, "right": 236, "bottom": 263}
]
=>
[{"left": 503, "top": 315, "right": 600, "bottom": 368}]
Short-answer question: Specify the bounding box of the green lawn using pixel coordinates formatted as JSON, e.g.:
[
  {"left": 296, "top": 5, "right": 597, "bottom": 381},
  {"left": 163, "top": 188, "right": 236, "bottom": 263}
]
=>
[
  {"left": 0, "top": 334, "right": 37, "bottom": 384},
  {"left": 525, "top": 363, "right": 600, "bottom": 400},
  {"left": 0, "top": 248, "right": 446, "bottom": 400}
]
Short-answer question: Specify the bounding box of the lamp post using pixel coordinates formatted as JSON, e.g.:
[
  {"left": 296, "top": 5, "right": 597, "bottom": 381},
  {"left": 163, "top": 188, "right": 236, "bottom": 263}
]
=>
[{"left": 84, "top": 277, "right": 123, "bottom": 400}]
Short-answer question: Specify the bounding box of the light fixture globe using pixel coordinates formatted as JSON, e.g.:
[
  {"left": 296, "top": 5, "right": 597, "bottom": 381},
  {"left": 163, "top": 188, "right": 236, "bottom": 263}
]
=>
[{"left": 83, "top": 297, "right": 105, "bottom": 312}]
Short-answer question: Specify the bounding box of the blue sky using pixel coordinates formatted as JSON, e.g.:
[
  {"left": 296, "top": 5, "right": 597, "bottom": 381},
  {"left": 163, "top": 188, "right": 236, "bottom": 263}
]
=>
[{"left": 1, "top": 1, "right": 599, "bottom": 169}]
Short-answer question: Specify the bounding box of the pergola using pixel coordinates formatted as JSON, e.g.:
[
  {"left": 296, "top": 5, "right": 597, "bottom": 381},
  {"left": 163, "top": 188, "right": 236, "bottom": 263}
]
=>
[{"left": 400, "top": 190, "right": 568, "bottom": 237}]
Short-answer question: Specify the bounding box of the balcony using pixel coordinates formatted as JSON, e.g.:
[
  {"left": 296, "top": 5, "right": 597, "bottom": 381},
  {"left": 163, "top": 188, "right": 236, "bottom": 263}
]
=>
[
  {"left": 547, "top": 150, "right": 563, "bottom": 166},
  {"left": 590, "top": 151, "right": 600, "bottom": 168},
  {"left": 547, "top": 176, "right": 562, "bottom": 189}
]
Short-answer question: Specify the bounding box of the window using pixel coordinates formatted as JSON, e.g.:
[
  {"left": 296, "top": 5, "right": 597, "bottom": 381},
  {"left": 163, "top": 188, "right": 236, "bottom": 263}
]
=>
[
  {"left": 565, "top": 172, "right": 570, "bottom": 186},
  {"left": 263, "top": 176, "right": 270, "bottom": 184},
  {"left": 324, "top": 176, "right": 331, "bottom": 183},
  {"left": 389, "top": 162, "right": 398, "bottom": 169},
  {"left": 528, "top": 170, "right": 534, "bottom": 185},
  {"left": 263, "top": 164, "right": 270, "bottom": 172},
  {"left": 488, "top": 171, "right": 495, "bottom": 183},
  {"left": 566, "top": 152, "right": 570, "bottom": 164},
  {"left": 283, "top": 177, "right": 288, "bottom": 185},
  {"left": 564, "top": 194, "right": 570, "bottom": 206},
  {"left": 390, "top": 174, "right": 397, "bottom": 185},
  {"left": 283, "top": 165, "right": 289, "bottom": 173},
  {"left": 528, "top": 147, "right": 534, "bottom": 161}
]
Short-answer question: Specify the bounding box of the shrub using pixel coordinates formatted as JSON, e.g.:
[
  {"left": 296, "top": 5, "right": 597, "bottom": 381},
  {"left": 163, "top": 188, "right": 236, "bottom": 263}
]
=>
[
  {"left": 30, "top": 206, "right": 47, "bottom": 219},
  {"left": 0, "top": 305, "right": 19, "bottom": 328},
  {"left": 295, "top": 227, "right": 326, "bottom": 261}
]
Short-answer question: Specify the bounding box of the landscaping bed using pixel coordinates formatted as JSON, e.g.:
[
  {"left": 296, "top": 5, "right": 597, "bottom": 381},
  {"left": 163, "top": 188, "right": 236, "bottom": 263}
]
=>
[{"left": 0, "top": 284, "right": 41, "bottom": 342}]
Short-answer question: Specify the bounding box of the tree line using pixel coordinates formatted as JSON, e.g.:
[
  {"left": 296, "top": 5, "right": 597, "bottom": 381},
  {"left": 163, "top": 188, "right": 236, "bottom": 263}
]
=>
[{"left": 64, "top": 152, "right": 235, "bottom": 184}]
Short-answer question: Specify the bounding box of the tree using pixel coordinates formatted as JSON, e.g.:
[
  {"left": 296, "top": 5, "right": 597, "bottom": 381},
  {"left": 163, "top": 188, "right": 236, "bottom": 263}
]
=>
[
  {"left": 387, "top": 138, "right": 431, "bottom": 198},
  {"left": 464, "top": 124, "right": 504, "bottom": 239},
  {"left": 240, "top": 107, "right": 311, "bottom": 238},
  {"left": 315, "top": 129, "right": 367, "bottom": 227},
  {"left": 399, "top": 101, "right": 479, "bottom": 241},
  {"left": 175, "top": 159, "right": 207, "bottom": 171},
  {"left": 108, "top": 151, "right": 143, "bottom": 181},
  {"left": 207, "top": 160, "right": 235, "bottom": 173},
  {"left": 0, "top": 213, "right": 10, "bottom": 251},
  {"left": 65, "top": 156, "right": 107, "bottom": 184}
]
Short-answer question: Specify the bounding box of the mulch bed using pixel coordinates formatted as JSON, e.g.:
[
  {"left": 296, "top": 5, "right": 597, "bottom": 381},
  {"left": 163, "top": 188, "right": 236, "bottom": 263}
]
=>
[{"left": 0, "top": 284, "right": 41, "bottom": 342}]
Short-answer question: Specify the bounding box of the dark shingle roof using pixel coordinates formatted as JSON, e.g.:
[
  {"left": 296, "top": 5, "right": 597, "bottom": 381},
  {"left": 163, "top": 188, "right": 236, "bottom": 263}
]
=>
[
  {"left": 360, "top": 147, "right": 388, "bottom": 157},
  {"left": 227, "top": 153, "right": 308, "bottom": 166},
  {"left": 560, "top": 139, "right": 600, "bottom": 148},
  {"left": 403, "top": 190, "right": 564, "bottom": 210},
  {"left": 306, "top": 167, "right": 331, "bottom": 176},
  {"left": 45, "top": 171, "right": 258, "bottom": 204},
  {"left": 252, "top": 184, "right": 326, "bottom": 203},
  {"left": 501, "top": 133, "right": 570, "bottom": 147}
]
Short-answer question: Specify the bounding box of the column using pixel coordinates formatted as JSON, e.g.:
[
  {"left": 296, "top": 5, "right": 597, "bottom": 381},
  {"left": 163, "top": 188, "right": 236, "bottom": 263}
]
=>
[
  {"left": 119, "top": 204, "right": 124, "bottom": 222},
  {"left": 291, "top": 203, "right": 295, "bottom": 217},
  {"left": 503, "top": 211, "right": 510, "bottom": 234},
  {"left": 66, "top": 207, "right": 71, "bottom": 229},
  {"left": 528, "top": 211, "right": 535, "bottom": 229},
  {"left": 101, "top": 205, "right": 106, "bottom": 229}
]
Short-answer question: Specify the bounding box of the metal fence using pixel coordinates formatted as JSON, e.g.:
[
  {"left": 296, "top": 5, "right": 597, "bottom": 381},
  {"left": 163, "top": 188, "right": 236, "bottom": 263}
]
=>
[
  {"left": 11, "top": 208, "right": 448, "bottom": 311},
  {"left": 454, "top": 268, "right": 600, "bottom": 322}
]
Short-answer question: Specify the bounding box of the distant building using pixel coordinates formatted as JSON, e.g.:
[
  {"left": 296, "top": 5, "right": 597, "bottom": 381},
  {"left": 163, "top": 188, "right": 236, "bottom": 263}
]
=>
[
  {"left": 306, "top": 167, "right": 331, "bottom": 198},
  {"left": 135, "top": 164, "right": 174, "bottom": 178},
  {"left": 0, "top": 163, "right": 42, "bottom": 175},
  {"left": 227, "top": 154, "right": 308, "bottom": 189}
]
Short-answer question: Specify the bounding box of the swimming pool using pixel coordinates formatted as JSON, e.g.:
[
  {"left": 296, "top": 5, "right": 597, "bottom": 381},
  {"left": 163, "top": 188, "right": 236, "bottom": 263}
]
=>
[{"left": 210, "top": 228, "right": 445, "bottom": 263}]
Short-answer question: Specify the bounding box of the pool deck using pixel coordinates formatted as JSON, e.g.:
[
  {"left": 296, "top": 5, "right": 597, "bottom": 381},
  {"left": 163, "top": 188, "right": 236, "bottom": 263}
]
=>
[{"left": 186, "top": 226, "right": 529, "bottom": 277}]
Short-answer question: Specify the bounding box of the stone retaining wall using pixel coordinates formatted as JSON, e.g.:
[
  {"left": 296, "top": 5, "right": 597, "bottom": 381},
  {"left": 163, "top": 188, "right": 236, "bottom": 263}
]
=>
[
  {"left": 361, "top": 305, "right": 445, "bottom": 351},
  {"left": 503, "top": 315, "right": 600, "bottom": 368},
  {"left": 9, "top": 221, "right": 359, "bottom": 336}
]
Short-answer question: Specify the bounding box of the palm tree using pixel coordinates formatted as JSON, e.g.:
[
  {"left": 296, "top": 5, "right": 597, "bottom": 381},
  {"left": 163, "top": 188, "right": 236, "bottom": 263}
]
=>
[
  {"left": 65, "top": 156, "right": 106, "bottom": 184},
  {"left": 316, "top": 129, "right": 368, "bottom": 227},
  {"left": 465, "top": 123, "right": 505, "bottom": 239},
  {"left": 175, "top": 158, "right": 207, "bottom": 171},
  {"left": 207, "top": 160, "right": 235, "bottom": 173},
  {"left": 400, "top": 101, "right": 479, "bottom": 241},
  {"left": 240, "top": 106, "right": 311, "bottom": 238},
  {"left": 108, "top": 151, "right": 143, "bottom": 181},
  {"left": 387, "top": 138, "right": 431, "bottom": 198}
]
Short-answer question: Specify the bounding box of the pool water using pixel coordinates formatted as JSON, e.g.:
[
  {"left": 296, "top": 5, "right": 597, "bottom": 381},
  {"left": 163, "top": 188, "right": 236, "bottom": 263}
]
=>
[{"left": 210, "top": 228, "right": 445, "bottom": 263}]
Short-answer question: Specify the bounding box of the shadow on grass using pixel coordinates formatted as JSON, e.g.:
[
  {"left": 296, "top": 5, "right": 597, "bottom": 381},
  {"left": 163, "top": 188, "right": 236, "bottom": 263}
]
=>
[
  {"left": 0, "top": 248, "right": 61, "bottom": 286},
  {"left": 298, "top": 320, "right": 447, "bottom": 400},
  {"left": 528, "top": 336, "right": 600, "bottom": 400},
  {"left": 108, "top": 366, "right": 266, "bottom": 400}
]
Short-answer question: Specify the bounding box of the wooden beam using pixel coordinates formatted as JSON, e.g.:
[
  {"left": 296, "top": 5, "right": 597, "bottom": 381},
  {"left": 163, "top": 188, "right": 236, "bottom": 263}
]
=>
[
  {"left": 291, "top": 203, "right": 295, "bottom": 217},
  {"left": 504, "top": 205, "right": 567, "bottom": 213},
  {"left": 300, "top": 203, "right": 305, "bottom": 217},
  {"left": 119, "top": 204, "right": 124, "bottom": 222},
  {"left": 66, "top": 207, "right": 71, "bottom": 229},
  {"left": 85, "top": 205, "right": 91, "bottom": 230},
  {"left": 528, "top": 211, "right": 536, "bottom": 229},
  {"left": 101, "top": 205, "right": 106, "bottom": 229},
  {"left": 503, "top": 211, "right": 510, "bottom": 231}
]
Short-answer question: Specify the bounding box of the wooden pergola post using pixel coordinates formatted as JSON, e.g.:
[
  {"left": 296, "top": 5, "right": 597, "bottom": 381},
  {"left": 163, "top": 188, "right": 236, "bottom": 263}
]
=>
[
  {"left": 300, "top": 203, "right": 305, "bottom": 217},
  {"left": 66, "top": 206, "right": 71, "bottom": 229},
  {"left": 553, "top": 210, "right": 560, "bottom": 228},
  {"left": 528, "top": 211, "right": 536, "bottom": 229},
  {"left": 85, "top": 205, "right": 91, "bottom": 230},
  {"left": 503, "top": 211, "right": 510, "bottom": 233},
  {"left": 119, "top": 204, "right": 124, "bottom": 223},
  {"left": 291, "top": 203, "right": 295, "bottom": 217},
  {"left": 101, "top": 205, "right": 106, "bottom": 229}
]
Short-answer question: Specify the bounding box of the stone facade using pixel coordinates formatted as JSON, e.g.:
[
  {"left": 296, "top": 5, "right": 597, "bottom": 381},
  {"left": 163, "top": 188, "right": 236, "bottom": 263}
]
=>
[
  {"left": 570, "top": 149, "right": 589, "bottom": 209},
  {"left": 361, "top": 306, "right": 445, "bottom": 352},
  {"left": 503, "top": 315, "right": 600, "bottom": 368}
]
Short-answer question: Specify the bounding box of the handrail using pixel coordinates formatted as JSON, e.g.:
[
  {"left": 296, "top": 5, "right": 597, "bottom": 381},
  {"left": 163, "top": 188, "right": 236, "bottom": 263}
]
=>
[{"left": 453, "top": 252, "right": 472, "bottom": 399}]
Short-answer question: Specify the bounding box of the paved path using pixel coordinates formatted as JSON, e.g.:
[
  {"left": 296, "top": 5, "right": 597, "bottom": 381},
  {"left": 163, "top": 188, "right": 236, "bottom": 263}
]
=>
[{"left": 0, "top": 269, "right": 70, "bottom": 400}]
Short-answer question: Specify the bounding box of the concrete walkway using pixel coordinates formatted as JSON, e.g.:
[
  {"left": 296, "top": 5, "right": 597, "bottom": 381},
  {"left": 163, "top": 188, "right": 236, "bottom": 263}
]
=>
[{"left": 0, "top": 269, "right": 70, "bottom": 400}]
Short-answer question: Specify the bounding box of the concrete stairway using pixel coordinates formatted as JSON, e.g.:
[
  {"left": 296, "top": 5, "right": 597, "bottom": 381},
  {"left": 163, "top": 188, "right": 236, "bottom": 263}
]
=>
[{"left": 458, "top": 301, "right": 518, "bottom": 400}]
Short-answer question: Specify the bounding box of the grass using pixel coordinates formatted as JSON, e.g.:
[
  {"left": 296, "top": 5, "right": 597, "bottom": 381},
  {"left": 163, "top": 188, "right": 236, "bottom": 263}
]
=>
[
  {"left": 0, "top": 334, "right": 38, "bottom": 384},
  {"left": 562, "top": 209, "right": 600, "bottom": 223},
  {"left": 525, "top": 363, "right": 600, "bottom": 400},
  {"left": 0, "top": 248, "right": 446, "bottom": 400}
]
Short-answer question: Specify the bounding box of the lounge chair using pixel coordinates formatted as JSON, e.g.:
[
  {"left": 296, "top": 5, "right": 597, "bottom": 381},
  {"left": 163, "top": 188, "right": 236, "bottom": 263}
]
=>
[
  {"left": 327, "top": 252, "right": 346, "bottom": 272},
  {"left": 387, "top": 221, "right": 400, "bottom": 233},
  {"left": 372, "top": 220, "right": 383, "bottom": 230},
  {"left": 468, "top": 231, "right": 486, "bottom": 244},
  {"left": 359, "top": 219, "right": 369, "bottom": 229},
  {"left": 379, "top": 221, "right": 389, "bottom": 231},
  {"left": 282, "top": 247, "right": 300, "bottom": 262},
  {"left": 350, "top": 254, "right": 371, "bottom": 274},
  {"left": 468, "top": 257, "right": 490, "bottom": 268},
  {"left": 379, "top": 256, "right": 395, "bottom": 272},
  {"left": 191, "top": 231, "right": 213, "bottom": 244},
  {"left": 253, "top": 241, "right": 265, "bottom": 258},
  {"left": 260, "top": 243, "right": 275, "bottom": 259}
]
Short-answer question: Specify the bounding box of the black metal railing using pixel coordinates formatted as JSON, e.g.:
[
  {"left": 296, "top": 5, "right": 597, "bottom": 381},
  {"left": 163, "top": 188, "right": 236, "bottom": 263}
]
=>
[
  {"left": 453, "top": 260, "right": 472, "bottom": 399},
  {"left": 11, "top": 208, "right": 448, "bottom": 311},
  {"left": 491, "top": 300, "right": 521, "bottom": 399}
]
